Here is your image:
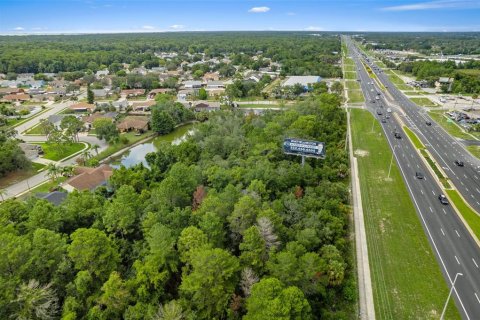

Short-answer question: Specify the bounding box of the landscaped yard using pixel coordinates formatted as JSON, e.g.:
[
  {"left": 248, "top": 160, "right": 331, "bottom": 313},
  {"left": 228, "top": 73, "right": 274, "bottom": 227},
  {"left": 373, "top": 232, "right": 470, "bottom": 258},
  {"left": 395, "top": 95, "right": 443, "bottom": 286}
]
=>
[
  {"left": 350, "top": 108, "right": 459, "bottom": 319},
  {"left": 25, "top": 124, "right": 46, "bottom": 135},
  {"left": 35, "top": 142, "right": 86, "bottom": 161},
  {"left": 410, "top": 97, "right": 437, "bottom": 107}
]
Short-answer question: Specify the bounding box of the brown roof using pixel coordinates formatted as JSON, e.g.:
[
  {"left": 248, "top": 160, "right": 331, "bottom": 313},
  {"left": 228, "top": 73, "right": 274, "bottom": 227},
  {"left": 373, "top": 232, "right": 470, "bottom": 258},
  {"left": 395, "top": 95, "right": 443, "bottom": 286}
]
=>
[
  {"left": 66, "top": 164, "right": 113, "bottom": 191},
  {"left": 0, "top": 88, "right": 23, "bottom": 95},
  {"left": 116, "top": 116, "right": 149, "bottom": 131},
  {"left": 70, "top": 102, "right": 94, "bottom": 110},
  {"left": 3, "top": 93, "right": 30, "bottom": 101},
  {"left": 132, "top": 100, "right": 156, "bottom": 108},
  {"left": 121, "top": 89, "right": 145, "bottom": 96}
]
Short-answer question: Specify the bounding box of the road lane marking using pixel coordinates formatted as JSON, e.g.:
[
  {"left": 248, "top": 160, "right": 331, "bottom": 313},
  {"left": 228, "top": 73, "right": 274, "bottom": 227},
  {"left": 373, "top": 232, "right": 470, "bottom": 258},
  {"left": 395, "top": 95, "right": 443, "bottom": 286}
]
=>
[
  {"left": 455, "top": 256, "right": 460, "bottom": 265},
  {"left": 441, "top": 228, "right": 445, "bottom": 236},
  {"left": 476, "top": 293, "right": 480, "bottom": 304},
  {"left": 474, "top": 258, "right": 479, "bottom": 268},
  {"left": 420, "top": 190, "right": 424, "bottom": 195},
  {"left": 443, "top": 208, "right": 447, "bottom": 214},
  {"left": 455, "top": 230, "right": 460, "bottom": 237},
  {"left": 429, "top": 207, "right": 433, "bottom": 213},
  {"left": 432, "top": 190, "right": 435, "bottom": 195}
]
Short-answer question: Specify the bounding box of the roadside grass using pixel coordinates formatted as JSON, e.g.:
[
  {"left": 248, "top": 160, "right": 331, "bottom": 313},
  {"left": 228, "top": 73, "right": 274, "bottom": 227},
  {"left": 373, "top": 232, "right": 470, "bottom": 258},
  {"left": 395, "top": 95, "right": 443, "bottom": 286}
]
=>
[
  {"left": 384, "top": 70, "right": 412, "bottom": 90},
  {"left": 344, "top": 72, "right": 357, "bottom": 80},
  {"left": 236, "top": 104, "right": 282, "bottom": 109},
  {"left": 419, "top": 149, "right": 451, "bottom": 189},
  {"left": 403, "top": 91, "right": 427, "bottom": 96},
  {"left": 345, "top": 80, "right": 361, "bottom": 91},
  {"left": 345, "top": 57, "right": 355, "bottom": 65},
  {"left": 25, "top": 124, "right": 45, "bottom": 135},
  {"left": 466, "top": 146, "right": 480, "bottom": 159},
  {"left": 445, "top": 189, "right": 480, "bottom": 241},
  {"left": 350, "top": 108, "right": 459, "bottom": 320},
  {"left": 403, "top": 126, "right": 425, "bottom": 149},
  {"left": 410, "top": 97, "right": 437, "bottom": 107},
  {"left": 348, "top": 90, "right": 365, "bottom": 103},
  {"left": 428, "top": 112, "right": 479, "bottom": 140},
  {"left": 345, "top": 65, "right": 357, "bottom": 72},
  {"left": 34, "top": 142, "right": 85, "bottom": 161}
]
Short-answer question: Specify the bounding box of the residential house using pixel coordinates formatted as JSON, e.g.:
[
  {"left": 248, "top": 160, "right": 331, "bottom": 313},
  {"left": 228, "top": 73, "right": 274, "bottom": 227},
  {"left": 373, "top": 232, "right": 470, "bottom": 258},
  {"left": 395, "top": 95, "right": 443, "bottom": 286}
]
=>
[
  {"left": 47, "top": 114, "right": 70, "bottom": 130},
  {"left": 281, "top": 76, "right": 322, "bottom": 89},
  {"left": 193, "top": 101, "right": 221, "bottom": 112},
  {"left": 63, "top": 164, "right": 114, "bottom": 192},
  {"left": 82, "top": 112, "right": 117, "bottom": 130},
  {"left": 203, "top": 72, "right": 220, "bottom": 82},
  {"left": 69, "top": 102, "right": 95, "bottom": 113},
  {"left": 206, "top": 81, "right": 224, "bottom": 89},
  {"left": 95, "top": 69, "right": 109, "bottom": 78},
  {"left": 177, "top": 89, "right": 194, "bottom": 101},
  {"left": 148, "top": 88, "right": 175, "bottom": 99},
  {"left": 92, "top": 89, "right": 110, "bottom": 99},
  {"left": 112, "top": 99, "right": 129, "bottom": 111},
  {"left": 0, "top": 88, "right": 24, "bottom": 96},
  {"left": 2, "top": 93, "right": 30, "bottom": 102},
  {"left": 116, "top": 116, "right": 149, "bottom": 133},
  {"left": 131, "top": 100, "right": 156, "bottom": 112},
  {"left": 121, "top": 89, "right": 145, "bottom": 98},
  {"left": 437, "top": 77, "right": 454, "bottom": 91},
  {"left": 130, "top": 67, "right": 148, "bottom": 75},
  {"left": 246, "top": 73, "right": 262, "bottom": 83},
  {"left": 36, "top": 191, "right": 68, "bottom": 206},
  {"left": 183, "top": 80, "right": 203, "bottom": 89}
]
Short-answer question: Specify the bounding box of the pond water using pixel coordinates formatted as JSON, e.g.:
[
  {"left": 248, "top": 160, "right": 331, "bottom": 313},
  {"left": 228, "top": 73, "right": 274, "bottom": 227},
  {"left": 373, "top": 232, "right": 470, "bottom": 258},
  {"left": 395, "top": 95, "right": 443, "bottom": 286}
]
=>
[{"left": 110, "top": 123, "right": 195, "bottom": 168}]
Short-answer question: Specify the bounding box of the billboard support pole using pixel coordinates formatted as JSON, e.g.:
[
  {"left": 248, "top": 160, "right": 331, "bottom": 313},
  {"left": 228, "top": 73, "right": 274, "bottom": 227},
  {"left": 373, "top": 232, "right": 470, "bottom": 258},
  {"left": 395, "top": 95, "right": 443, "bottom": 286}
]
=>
[{"left": 301, "top": 155, "right": 305, "bottom": 167}]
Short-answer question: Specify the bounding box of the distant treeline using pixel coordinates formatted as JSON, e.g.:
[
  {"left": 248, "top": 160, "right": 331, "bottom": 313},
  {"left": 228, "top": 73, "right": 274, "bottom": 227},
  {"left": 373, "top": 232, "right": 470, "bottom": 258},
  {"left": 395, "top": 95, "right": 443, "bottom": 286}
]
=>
[{"left": 0, "top": 32, "right": 342, "bottom": 77}]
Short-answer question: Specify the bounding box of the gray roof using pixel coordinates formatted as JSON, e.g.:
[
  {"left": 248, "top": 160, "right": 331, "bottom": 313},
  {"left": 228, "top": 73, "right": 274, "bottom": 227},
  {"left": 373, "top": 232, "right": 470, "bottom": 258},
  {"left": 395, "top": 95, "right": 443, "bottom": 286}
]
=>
[
  {"left": 48, "top": 114, "right": 68, "bottom": 124},
  {"left": 37, "top": 191, "right": 68, "bottom": 206},
  {"left": 282, "top": 76, "right": 321, "bottom": 87}
]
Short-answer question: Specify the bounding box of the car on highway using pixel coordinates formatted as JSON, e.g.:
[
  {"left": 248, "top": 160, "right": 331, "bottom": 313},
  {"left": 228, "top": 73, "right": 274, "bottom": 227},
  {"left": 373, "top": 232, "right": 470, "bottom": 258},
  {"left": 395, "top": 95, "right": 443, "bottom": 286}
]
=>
[
  {"left": 454, "top": 160, "right": 464, "bottom": 167},
  {"left": 426, "top": 121, "right": 432, "bottom": 126},
  {"left": 387, "top": 108, "right": 392, "bottom": 113},
  {"left": 394, "top": 132, "right": 401, "bottom": 139},
  {"left": 381, "top": 118, "right": 387, "bottom": 123},
  {"left": 438, "top": 194, "right": 449, "bottom": 205},
  {"left": 385, "top": 114, "right": 390, "bottom": 119},
  {"left": 376, "top": 109, "right": 383, "bottom": 115},
  {"left": 415, "top": 172, "right": 424, "bottom": 179}
]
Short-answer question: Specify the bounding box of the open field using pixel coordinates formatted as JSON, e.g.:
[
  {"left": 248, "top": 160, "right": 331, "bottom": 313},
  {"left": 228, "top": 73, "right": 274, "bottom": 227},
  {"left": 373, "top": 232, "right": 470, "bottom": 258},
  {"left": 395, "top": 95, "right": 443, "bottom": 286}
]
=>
[
  {"left": 345, "top": 80, "right": 361, "bottom": 91},
  {"left": 348, "top": 90, "right": 365, "bottom": 103},
  {"left": 466, "top": 145, "right": 480, "bottom": 159},
  {"left": 34, "top": 142, "right": 85, "bottom": 161},
  {"left": 344, "top": 71, "right": 357, "bottom": 80},
  {"left": 410, "top": 97, "right": 437, "bottom": 107},
  {"left": 350, "top": 108, "right": 459, "bottom": 319},
  {"left": 345, "top": 65, "right": 357, "bottom": 72},
  {"left": 428, "top": 112, "right": 480, "bottom": 140}
]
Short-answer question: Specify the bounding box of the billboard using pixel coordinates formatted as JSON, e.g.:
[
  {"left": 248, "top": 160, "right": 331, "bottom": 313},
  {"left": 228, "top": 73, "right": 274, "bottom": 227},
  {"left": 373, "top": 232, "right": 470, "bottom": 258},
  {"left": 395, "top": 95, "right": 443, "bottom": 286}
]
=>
[{"left": 283, "top": 138, "right": 325, "bottom": 159}]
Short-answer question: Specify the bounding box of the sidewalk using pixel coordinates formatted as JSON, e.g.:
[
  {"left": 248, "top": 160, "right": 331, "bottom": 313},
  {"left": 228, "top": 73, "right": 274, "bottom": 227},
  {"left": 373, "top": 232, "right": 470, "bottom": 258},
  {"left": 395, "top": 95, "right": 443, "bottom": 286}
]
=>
[{"left": 347, "top": 109, "right": 376, "bottom": 320}]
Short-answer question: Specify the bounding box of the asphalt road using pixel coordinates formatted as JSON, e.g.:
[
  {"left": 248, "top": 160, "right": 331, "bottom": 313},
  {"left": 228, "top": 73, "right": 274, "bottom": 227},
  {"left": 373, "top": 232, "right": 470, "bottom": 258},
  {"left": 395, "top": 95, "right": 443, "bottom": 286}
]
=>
[{"left": 345, "top": 36, "right": 480, "bottom": 319}]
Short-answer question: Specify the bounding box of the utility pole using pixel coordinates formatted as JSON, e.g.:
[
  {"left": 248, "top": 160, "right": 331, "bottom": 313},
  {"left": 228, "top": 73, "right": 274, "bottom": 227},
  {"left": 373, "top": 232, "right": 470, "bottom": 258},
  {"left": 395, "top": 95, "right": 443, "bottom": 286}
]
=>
[
  {"left": 440, "top": 272, "right": 463, "bottom": 320},
  {"left": 387, "top": 145, "right": 398, "bottom": 179}
]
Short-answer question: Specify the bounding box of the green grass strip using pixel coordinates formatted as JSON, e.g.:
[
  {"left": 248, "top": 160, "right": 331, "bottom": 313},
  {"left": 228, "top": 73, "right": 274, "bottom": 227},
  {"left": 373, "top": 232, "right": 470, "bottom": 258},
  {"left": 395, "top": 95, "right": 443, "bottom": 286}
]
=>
[
  {"left": 403, "top": 126, "right": 425, "bottom": 149},
  {"left": 445, "top": 190, "right": 480, "bottom": 241}
]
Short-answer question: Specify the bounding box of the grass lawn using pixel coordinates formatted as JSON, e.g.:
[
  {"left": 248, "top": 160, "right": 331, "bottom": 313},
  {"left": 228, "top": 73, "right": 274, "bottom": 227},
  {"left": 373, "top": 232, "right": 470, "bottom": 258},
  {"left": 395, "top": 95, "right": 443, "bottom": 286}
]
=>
[
  {"left": 344, "top": 71, "right": 357, "bottom": 80},
  {"left": 410, "top": 97, "right": 437, "bottom": 107},
  {"left": 403, "top": 91, "right": 427, "bottom": 96},
  {"left": 345, "top": 80, "right": 361, "bottom": 91},
  {"left": 428, "top": 112, "right": 479, "bottom": 140},
  {"left": 94, "top": 131, "right": 154, "bottom": 161},
  {"left": 25, "top": 124, "right": 46, "bottom": 135},
  {"left": 350, "top": 108, "right": 460, "bottom": 319},
  {"left": 236, "top": 104, "right": 282, "bottom": 109},
  {"left": 348, "top": 90, "right": 365, "bottom": 103},
  {"left": 345, "top": 57, "right": 355, "bottom": 65},
  {"left": 403, "top": 126, "right": 425, "bottom": 149},
  {"left": 344, "top": 65, "right": 357, "bottom": 72},
  {"left": 445, "top": 190, "right": 480, "bottom": 241},
  {"left": 35, "top": 142, "right": 85, "bottom": 161},
  {"left": 466, "top": 145, "right": 480, "bottom": 159}
]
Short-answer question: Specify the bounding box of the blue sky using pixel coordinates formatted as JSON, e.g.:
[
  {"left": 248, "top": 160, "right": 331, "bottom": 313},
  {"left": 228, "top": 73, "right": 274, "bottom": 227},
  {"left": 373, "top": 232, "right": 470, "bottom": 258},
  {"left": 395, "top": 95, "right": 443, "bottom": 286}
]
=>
[{"left": 1, "top": 0, "right": 480, "bottom": 34}]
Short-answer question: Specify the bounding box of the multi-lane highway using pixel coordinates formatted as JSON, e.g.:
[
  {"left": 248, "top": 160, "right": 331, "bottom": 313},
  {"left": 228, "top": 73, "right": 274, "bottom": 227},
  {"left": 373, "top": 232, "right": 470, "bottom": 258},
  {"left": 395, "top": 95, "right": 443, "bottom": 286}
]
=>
[{"left": 344, "top": 35, "right": 480, "bottom": 319}]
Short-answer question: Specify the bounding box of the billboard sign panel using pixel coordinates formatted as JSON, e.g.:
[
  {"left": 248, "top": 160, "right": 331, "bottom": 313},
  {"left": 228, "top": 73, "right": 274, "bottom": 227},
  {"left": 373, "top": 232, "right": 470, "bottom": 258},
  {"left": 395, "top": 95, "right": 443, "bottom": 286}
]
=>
[{"left": 283, "top": 138, "right": 325, "bottom": 159}]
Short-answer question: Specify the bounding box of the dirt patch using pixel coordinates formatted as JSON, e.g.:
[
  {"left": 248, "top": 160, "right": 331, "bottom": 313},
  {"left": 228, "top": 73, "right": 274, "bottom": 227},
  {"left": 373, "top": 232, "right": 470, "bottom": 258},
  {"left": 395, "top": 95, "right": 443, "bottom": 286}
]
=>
[
  {"left": 380, "top": 219, "right": 385, "bottom": 233},
  {"left": 354, "top": 149, "right": 369, "bottom": 157}
]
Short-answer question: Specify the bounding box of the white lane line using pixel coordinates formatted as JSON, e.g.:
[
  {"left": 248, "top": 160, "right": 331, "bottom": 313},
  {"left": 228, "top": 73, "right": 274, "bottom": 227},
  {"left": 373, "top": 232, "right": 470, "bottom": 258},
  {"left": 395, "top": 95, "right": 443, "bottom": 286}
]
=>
[
  {"left": 455, "top": 256, "right": 460, "bottom": 265},
  {"left": 466, "top": 187, "right": 469, "bottom": 192},
  {"left": 443, "top": 208, "right": 447, "bottom": 214},
  {"left": 475, "top": 175, "right": 478, "bottom": 180},
  {"left": 441, "top": 228, "right": 445, "bottom": 236},
  {"left": 476, "top": 188, "right": 480, "bottom": 194},
  {"left": 420, "top": 190, "right": 424, "bottom": 195},
  {"left": 473, "top": 258, "right": 479, "bottom": 269},
  {"left": 476, "top": 293, "right": 480, "bottom": 304},
  {"left": 455, "top": 230, "right": 460, "bottom": 238},
  {"left": 429, "top": 207, "right": 433, "bottom": 213},
  {"left": 432, "top": 190, "right": 435, "bottom": 195}
]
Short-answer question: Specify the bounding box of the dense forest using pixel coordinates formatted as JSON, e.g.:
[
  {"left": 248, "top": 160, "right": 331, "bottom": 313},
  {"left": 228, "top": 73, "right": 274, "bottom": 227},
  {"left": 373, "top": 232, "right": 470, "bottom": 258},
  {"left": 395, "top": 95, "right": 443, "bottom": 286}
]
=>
[
  {"left": 0, "top": 32, "right": 342, "bottom": 77},
  {"left": 0, "top": 94, "right": 355, "bottom": 319},
  {"left": 357, "top": 32, "right": 480, "bottom": 55}
]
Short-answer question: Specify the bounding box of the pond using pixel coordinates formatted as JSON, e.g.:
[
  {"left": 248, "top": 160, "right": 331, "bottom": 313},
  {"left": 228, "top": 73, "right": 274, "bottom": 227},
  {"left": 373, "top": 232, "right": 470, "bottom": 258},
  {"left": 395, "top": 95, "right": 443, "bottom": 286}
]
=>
[{"left": 110, "top": 123, "right": 195, "bottom": 168}]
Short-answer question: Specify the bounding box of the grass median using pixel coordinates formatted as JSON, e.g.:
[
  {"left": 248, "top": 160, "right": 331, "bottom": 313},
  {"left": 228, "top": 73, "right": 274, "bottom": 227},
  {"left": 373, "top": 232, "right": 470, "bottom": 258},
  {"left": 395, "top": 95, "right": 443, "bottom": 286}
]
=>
[
  {"left": 410, "top": 97, "right": 437, "bottom": 107},
  {"left": 350, "top": 109, "right": 459, "bottom": 319},
  {"left": 445, "top": 190, "right": 480, "bottom": 241}
]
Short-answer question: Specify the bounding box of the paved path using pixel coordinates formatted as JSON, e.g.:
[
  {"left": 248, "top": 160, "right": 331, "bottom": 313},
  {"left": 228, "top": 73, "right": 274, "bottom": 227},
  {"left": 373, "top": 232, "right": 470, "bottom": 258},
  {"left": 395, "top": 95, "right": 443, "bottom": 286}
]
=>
[{"left": 347, "top": 108, "right": 376, "bottom": 320}]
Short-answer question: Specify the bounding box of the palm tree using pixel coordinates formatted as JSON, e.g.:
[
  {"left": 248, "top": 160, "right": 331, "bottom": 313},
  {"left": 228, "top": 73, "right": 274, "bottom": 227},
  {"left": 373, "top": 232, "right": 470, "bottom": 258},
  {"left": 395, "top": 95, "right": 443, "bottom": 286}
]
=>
[
  {"left": 61, "top": 166, "right": 74, "bottom": 177},
  {"left": 12, "top": 279, "right": 59, "bottom": 320},
  {"left": 153, "top": 301, "right": 184, "bottom": 320},
  {"left": 46, "top": 163, "right": 59, "bottom": 182},
  {"left": 92, "top": 144, "right": 100, "bottom": 155}
]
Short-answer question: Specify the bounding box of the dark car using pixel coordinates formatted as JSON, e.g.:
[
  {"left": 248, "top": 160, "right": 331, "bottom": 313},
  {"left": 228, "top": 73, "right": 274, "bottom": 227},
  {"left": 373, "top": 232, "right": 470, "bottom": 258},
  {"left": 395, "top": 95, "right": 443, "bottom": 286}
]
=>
[
  {"left": 426, "top": 121, "right": 432, "bottom": 126},
  {"left": 376, "top": 109, "right": 383, "bottom": 115},
  {"left": 381, "top": 118, "right": 387, "bottom": 123},
  {"left": 415, "top": 172, "right": 424, "bottom": 179},
  {"left": 394, "top": 132, "right": 401, "bottom": 139},
  {"left": 454, "top": 160, "right": 464, "bottom": 167},
  {"left": 438, "top": 194, "right": 449, "bottom": 205}
]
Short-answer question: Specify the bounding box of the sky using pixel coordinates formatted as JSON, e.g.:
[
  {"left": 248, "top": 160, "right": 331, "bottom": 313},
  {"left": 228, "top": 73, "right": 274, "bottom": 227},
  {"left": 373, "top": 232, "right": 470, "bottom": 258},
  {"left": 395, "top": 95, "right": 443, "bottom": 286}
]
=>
[{"left": 1, "top": 0, "right": 480, "bottom": 34}]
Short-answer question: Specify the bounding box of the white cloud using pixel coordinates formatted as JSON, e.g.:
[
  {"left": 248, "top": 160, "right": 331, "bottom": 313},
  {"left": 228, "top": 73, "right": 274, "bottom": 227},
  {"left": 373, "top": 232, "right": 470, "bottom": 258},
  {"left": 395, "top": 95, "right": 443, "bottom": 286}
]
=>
[
  {"left": 142, "top": 25, "right": 155, "bottom": 30},
  {"left": 14, "top": 27, "right": 24, "bottom": 31},
  {"left": 287, "top": 12, "right": 296, "bottom": 16},
  {"left": 169, "top": 24, "right": 185, "bottom": 30},
  {"left": 248, "top": 6, "right": 270, "bottom": 13},
  {"left": 381, "top": 0, "right": 479, "bottom": 11},
  {"left": 304, "top": 26, "right": 324, "bottom": 31}
]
